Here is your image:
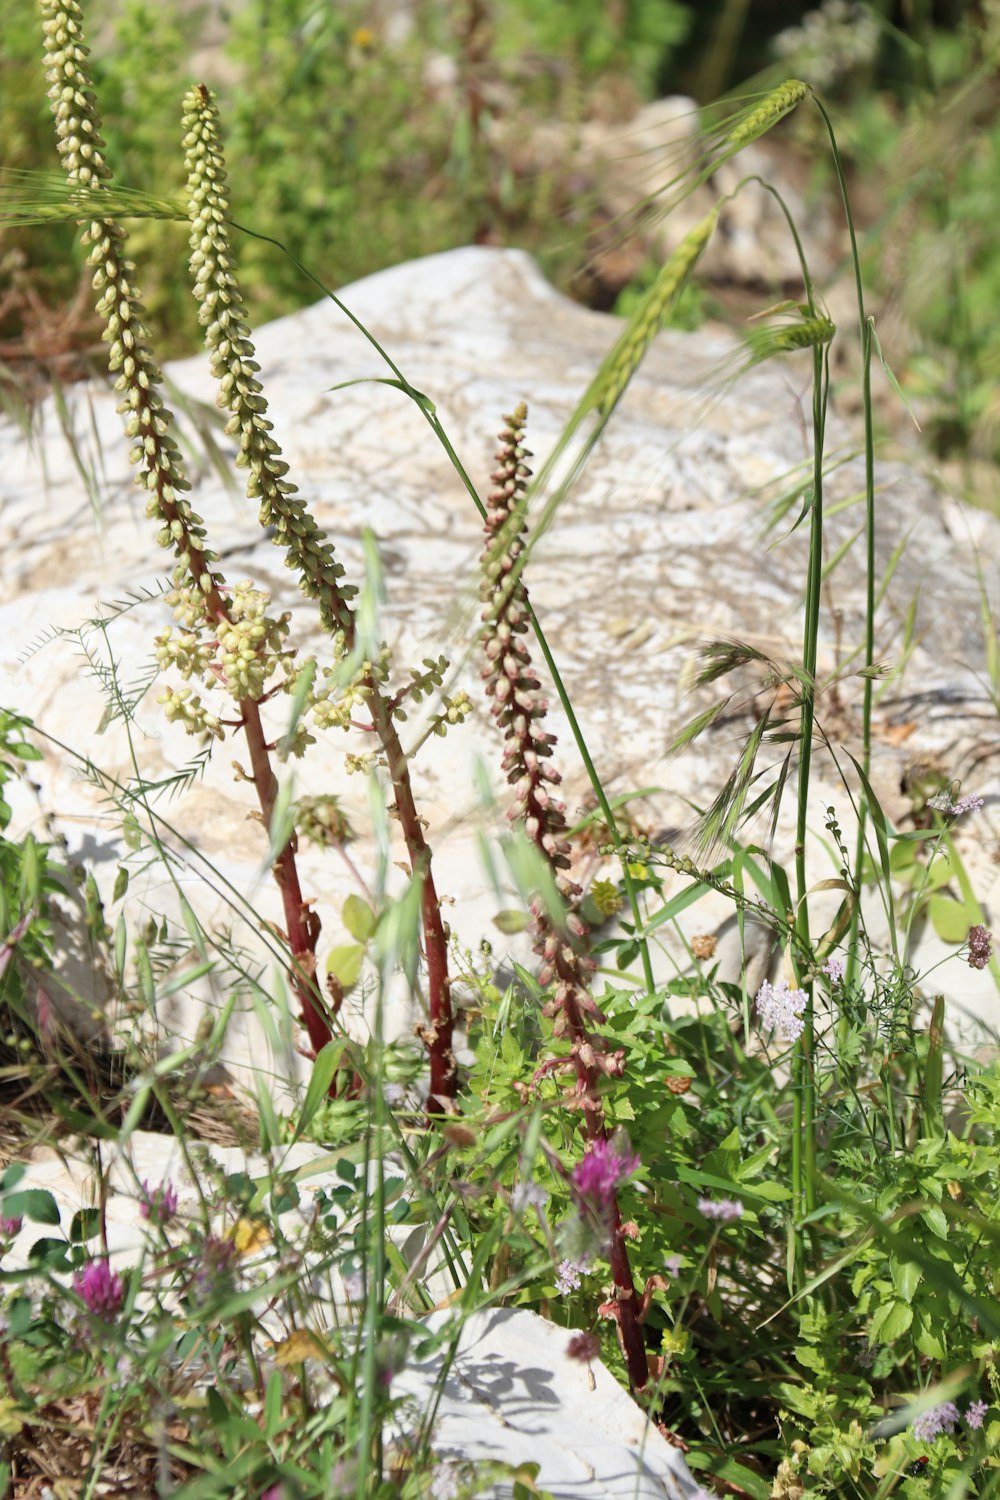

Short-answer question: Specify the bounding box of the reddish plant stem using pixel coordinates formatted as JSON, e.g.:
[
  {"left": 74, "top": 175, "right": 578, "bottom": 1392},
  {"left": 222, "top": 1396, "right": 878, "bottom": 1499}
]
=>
[
  {"left": 370, "top": 692, "right": 454, "bottom": 1107},
  {"left": 239, "top": 694, "right": 327, "bottom": 1058},
  {"left": 146, "top": 472, "right": 332, "bottom": 1069},
  {"left": 561, "top": 989, "right": 648, "bottom": 1393}
]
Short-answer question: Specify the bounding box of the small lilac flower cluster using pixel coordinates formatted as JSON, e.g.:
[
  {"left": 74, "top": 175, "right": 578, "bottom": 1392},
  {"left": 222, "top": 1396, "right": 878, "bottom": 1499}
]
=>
[
  {"left": 911, "top": 1399, "right": 989, "bottom": 1441},
  {"left": 698, "top": 1198, "right": 743, "bottom": 1221},
  {"left": 822, "top": 956, "right": 846, "bottom": 984},
  {"left": 967, "top": 924, "right": 993, "bottom": 971},
  {"left": 928, "top": 791, "right": 984, "bottom": 817},
  {"left": 555, "top": 1256, "right": 590, "bottom": 1294},
  {"left": 754, "top": 978, "right": 808, "bottom": 1042}
]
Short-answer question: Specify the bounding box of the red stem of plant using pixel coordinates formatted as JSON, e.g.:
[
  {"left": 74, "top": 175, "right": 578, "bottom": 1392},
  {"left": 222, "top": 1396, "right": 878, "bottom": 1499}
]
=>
[
  {"left": 563, "top": 992, "right": 648, "bottom": 1393},
  {"left": 372, "top": 695, "right": 454, "bottom": 1108},
  {"left": 145, "top": 466, "right": 332, "bottom": 1072}
]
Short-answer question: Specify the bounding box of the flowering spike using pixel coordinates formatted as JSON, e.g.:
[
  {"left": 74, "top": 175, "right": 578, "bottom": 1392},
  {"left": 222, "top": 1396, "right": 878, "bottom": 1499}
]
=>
[
  {"left": 597, "top": 208, "right": 718, "bottom": 418},
  {"left": 480, "top": 406, "right": 648, "bottom": 1391},
  {"left": 726, "top": 80, "right": 810, "bottom": 149},
  {"left": 41, "top": 2, "right": 219, "bottom": 600},
  {"left": 181, "top": 85, "right": 357, "bottom": 644}
]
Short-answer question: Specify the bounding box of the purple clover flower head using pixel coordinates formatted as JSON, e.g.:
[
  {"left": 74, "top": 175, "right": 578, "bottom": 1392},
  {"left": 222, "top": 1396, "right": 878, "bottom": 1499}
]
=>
[
  {"left": 74, "top": 1258, "right": 124, "bottom": 1319},
  {"left": 570, "top": 1136, "right": 640, "bottom": 1212},
  {"left": 193, "top": 1233, "right": 238, "bottom": 1300},
  {"left": 965, "top": 1399, "right": 989, "bottom": 1431},
  {"left": 260, "top": 1487, "right": 285, "bottom": 1500},
  {"left": 567, "top": 1331, "right": 601, "bottom": 1362},
  {"left": 754, "top": 978, "right": 808, "bottom": 1041},
  {"left": 822, "top": 957, "right": 846, "bottom": 984},
  {"left": 967, "top": 925, "right": 993, "bottom": 971},
  {"left": 140, "top": 1179, "right": 178, "bottom": 1226},
  {"left": 698, "top": 1197, "right": 743, "bottom": 1221},
  {"left": 912, "top": 1401, "right": 960, "bottom": 1442},
  {"left": 0, "top": 1216, "right": 23, "bottom": 1238}
]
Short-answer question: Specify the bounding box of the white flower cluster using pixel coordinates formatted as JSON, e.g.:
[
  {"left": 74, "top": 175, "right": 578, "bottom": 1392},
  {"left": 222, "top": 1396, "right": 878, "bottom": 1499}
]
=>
[
  {"left": 754, "top": 978, "right": 808, "bottom": 1042},
  {"left": 772, "top": 1, "right": 880, "bottom": 92}
]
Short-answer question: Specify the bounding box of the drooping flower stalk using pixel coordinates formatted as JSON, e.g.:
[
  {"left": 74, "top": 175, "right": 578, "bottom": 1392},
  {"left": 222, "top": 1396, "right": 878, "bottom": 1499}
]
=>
[
  {"left": 39, "top": 0, "right": 335, "bottom": 1066},
  {"left": 480, "top": 404, "right": 648, "bottom": 1391},
  {"left": 180, "top": 85, "right": 457, "bottom": 1106}
]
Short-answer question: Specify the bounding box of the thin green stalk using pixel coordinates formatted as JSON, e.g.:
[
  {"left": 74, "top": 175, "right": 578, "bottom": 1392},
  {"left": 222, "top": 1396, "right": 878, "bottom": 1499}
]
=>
[
  {"left": 812, "top": 101, "right": 876, "bottom": 990},
  {"left": 791, "top": 338, "right": 830, "bottom": 1238},
  {"left": 354, "top": 1076, "right": 386, "bottom": 1496}
]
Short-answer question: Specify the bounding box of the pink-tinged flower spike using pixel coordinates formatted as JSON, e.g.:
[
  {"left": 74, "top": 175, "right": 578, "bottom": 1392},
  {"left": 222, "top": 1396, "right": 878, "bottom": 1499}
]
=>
[
  {"left": 572, "top": 1137, "right": 640, "bottom": 1214},
  {"left": 479, "top": 406, "right": 622, "bottom": 1089},
  {"left": 74, "top": 1259, "right": 124, "bottom": 1319},
  {"left": 967, "top": 924, "right": 993, "bottom": 970},
  {"left": 480, "top": 406, "right": 646, "bottom": 1394}
]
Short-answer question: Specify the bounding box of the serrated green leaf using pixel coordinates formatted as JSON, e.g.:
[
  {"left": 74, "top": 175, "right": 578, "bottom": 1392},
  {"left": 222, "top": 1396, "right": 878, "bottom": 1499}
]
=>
[
  {"left": 1, "top": 1188, "right": 60, "bottom": 1226},
  {"left": 890, "top": 1257, "right": 921, "bottom": 1303},
  {"left": 870, "top": 1296, "right": 913, "bottom": 1343},
  {"left": 921, "top": 1204, "right": 948, "bottom": 1238}
]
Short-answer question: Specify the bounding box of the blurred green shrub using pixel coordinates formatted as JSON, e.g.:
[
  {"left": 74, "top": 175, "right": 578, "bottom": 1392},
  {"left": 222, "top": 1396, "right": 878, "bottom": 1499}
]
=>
[{"left": 773, "top": 1, "right": 1000, "bottom": 475}]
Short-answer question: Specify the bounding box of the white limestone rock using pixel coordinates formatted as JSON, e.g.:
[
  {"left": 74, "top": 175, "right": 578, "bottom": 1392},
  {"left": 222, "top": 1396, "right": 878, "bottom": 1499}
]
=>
[{"left": 1, "top": 246, "right": 997, "bottom": 1095}]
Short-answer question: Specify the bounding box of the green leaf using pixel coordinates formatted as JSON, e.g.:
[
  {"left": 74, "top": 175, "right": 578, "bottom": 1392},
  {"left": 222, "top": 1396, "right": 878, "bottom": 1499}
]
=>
[
  {"left": 921, "top": 1204, "right": 948, "bottom": 1239},
  {"left": 341, "top": 893, "right": 375, "bottom": 943},
  {"left": 27, "top": 1236, "right": 71, "bottom": 1270},
  {"left": 890, "top": 1257, "right": 922, "bottom": 1303},
  {"left": 492, "top": 908, "right": 530, "bottom": 935},
  {"left": 1, "top": 1189, "right": 60, "bottom": 1226},
  {"left": 264, "top": 1370, "right": 283, "bottom": 1439},
  {"left": 324, "top": 943, "right": 364, "bottom": 992},
  {"left": 928, "top": 893, "right": 974, "bottom": 943},
  {"left": 326, "top": 375, "right": 436, "bottom": 416},
  {"left": 705, "top": 1456, "right": 771, "bottom": 1500},
  {"left": 871, "top": 1297, "right": 913, "bottom": 1343},
  {"left": 290, "top": 1041, "right": 346, "bottom": 1145},
  {"left": 70, "top": 1208, "right": 100, "bottom": 1243}
]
